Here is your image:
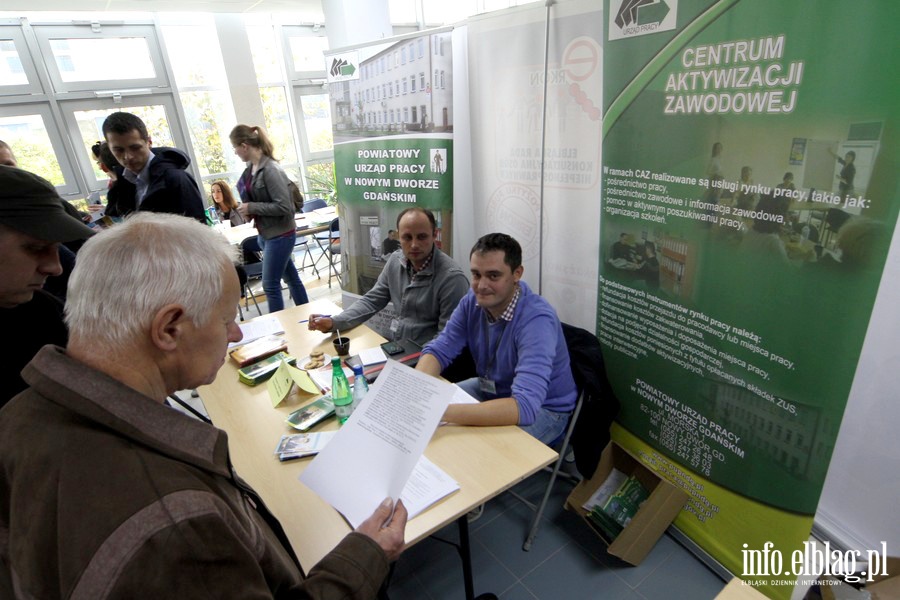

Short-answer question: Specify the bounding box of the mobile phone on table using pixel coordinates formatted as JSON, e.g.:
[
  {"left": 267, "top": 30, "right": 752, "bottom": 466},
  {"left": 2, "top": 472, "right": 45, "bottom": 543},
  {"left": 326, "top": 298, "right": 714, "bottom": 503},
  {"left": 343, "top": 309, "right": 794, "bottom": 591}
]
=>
[{"left": 380, "top": 341, "right": 405, "bottom": 355}]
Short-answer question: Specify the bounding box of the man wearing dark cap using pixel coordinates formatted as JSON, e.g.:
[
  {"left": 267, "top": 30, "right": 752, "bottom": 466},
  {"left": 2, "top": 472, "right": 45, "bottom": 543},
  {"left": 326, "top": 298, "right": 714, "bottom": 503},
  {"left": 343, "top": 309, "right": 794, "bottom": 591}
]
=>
[{"left": 0, "top": 166, "right": 95, "bottom": 408}]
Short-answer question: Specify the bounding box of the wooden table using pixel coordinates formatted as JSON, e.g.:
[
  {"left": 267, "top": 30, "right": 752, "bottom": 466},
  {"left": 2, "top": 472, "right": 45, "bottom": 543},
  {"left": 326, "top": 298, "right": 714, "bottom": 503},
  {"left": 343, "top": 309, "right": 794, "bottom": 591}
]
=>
[{"left": 198, "top": 301, "right": 557, "bottom": 597}]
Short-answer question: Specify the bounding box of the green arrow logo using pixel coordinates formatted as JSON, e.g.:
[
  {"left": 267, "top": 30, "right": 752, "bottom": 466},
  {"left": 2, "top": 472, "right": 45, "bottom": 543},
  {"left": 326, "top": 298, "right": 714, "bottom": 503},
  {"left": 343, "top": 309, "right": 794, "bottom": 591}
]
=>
[
  {"left": 340, "top": 63, "right": 356, "bottom": 76},
  {"left": 638, "top": 0, "right": 670, "bottom": 25}
]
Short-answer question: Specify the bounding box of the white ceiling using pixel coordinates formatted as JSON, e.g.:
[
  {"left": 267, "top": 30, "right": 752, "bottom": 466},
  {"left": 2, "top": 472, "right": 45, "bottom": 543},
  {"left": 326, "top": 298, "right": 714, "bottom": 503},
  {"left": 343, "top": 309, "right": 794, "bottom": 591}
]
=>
[{"left": 1, "top": 0, "right": 324, "bottom": 14}]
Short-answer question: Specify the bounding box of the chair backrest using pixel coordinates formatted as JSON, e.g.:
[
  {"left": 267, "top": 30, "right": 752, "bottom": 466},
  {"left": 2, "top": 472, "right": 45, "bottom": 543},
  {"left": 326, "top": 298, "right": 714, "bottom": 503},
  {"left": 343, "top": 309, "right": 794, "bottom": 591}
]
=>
[
  {"left": 807, "top": 224, "right": 820, "bottom": 243},
  {"left": 327, "top": 218, "right": 342, "bottom": 253},
  {"left": 301, "top": 198, "right": 328, "bottom": 213},
  {"left": 234, "top": 263, "right": 248, "bottom": 287},
  {"left": 561, "top": 322, "right": 620, "bottom": 478},
  {"left": 240, "top": 236, "right": 262, "bottom": 265}
]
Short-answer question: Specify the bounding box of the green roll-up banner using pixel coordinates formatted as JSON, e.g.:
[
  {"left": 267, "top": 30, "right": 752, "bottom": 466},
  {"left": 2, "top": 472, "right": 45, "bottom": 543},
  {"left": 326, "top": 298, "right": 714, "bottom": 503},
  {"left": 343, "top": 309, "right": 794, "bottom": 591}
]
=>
[
  {"left": 600, "top": 1, "right": 899, "bottom": 595},
  {"left": 326, "top": 32, "right": 454, "bottom": 294}
]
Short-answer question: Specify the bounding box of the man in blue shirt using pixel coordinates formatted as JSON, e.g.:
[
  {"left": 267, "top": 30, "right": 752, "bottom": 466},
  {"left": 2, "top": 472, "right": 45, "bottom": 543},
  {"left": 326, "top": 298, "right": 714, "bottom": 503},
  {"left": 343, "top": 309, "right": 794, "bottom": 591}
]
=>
[{"left": 417, "top": 233, "right": 577, "bottom": 444}]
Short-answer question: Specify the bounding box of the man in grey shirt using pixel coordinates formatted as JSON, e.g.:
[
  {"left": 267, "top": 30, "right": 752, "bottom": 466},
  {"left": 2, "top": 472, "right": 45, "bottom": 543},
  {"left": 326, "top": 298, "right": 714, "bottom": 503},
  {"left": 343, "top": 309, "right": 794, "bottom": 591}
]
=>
[{"left": 309, "top": 207, "right": 468, "bottom": 347}]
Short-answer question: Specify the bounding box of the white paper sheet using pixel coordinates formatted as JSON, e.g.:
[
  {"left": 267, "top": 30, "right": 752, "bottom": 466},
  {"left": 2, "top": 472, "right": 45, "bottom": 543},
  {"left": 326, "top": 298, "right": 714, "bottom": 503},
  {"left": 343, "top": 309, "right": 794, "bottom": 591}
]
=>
[
  {"left": 451, "top": 385, "right": 480, "bottom": 404},
  {"left": 400, "top": 455, "right": 460, "bottom": 519},
  {"left": 358, "top": 346, "right": 387, "bottom": 366},
  {"left": 299, "top": 360, "right": 453, "bottom": 528},
  {"left": 229, "top": 316, "right": 285, "bottom": 349},
  {"left": 438, "top": 385, "right": 480, "bottom": 427}
]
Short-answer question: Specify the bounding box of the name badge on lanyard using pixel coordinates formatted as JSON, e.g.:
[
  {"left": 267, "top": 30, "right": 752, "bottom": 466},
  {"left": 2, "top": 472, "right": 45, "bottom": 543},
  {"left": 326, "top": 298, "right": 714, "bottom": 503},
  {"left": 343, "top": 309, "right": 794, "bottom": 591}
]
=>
[
  {"left": 480, "top": 314, "right": 506, "bottom": 397},
  {"left": 478, "top": 377, "right": 497, "bottom": 394}
]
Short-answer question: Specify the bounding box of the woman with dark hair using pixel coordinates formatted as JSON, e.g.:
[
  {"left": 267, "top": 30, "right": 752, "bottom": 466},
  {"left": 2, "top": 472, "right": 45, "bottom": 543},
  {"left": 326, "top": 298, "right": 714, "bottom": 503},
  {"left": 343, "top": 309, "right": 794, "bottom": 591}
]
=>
[
  {"left": 210, "top": 180, "right": 245, "bottom": 226},
  {"left": 229, "top": 124, "right": 308, "bottom": 310},
  {"left": 830, "top": 149, "right": 856, "bottom": 199},
  {"left": 90, "top": 141, "right": 135, "bottom": 218}
]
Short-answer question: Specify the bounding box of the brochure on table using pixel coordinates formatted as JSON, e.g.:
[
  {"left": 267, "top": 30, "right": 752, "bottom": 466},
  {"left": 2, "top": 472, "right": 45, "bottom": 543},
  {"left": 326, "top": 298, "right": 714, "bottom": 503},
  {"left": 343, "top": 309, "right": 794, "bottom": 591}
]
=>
[{"left": 230, "top": 315, "right": 284, "bottom": 349}]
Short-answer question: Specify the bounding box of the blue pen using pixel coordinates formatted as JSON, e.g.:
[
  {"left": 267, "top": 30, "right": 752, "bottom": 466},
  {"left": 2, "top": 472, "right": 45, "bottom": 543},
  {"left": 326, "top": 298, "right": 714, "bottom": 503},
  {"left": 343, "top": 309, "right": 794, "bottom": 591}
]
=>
[{"left": 303, "top": 315, "right": 331, "bottom": 325}]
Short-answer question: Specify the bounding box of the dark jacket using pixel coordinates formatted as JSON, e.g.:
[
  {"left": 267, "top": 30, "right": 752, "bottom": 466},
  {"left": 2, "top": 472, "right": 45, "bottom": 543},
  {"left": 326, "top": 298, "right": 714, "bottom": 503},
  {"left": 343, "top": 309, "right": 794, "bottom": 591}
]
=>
[
  {"left": 562, "top": 323, "right": 620, "bottom": 478},
  {"left": 0, "top": 291, "right": 67, "bottom": 410},
  {"left": 103, "top": 165, "right": 136, "bottom": 218},
  {"left": 0, "top": 346, "right": 390, "bottom": 599},
  {"left": 119, "top": 147, "right": 206, "bottom": 222}
]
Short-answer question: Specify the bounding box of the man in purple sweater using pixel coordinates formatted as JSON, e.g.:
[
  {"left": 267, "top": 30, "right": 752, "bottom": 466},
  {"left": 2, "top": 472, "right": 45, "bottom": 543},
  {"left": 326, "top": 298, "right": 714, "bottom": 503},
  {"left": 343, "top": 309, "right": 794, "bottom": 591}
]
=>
[{"left": 417, "top": 233, "right": 577, "bottom": 444}]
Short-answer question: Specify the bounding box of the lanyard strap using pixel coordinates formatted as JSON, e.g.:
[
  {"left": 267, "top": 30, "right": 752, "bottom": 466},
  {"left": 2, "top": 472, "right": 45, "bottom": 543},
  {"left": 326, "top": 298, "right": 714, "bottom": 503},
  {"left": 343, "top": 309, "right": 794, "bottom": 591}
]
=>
[{"left": 480, "top": 312, "right": 508, "bottom": 379}]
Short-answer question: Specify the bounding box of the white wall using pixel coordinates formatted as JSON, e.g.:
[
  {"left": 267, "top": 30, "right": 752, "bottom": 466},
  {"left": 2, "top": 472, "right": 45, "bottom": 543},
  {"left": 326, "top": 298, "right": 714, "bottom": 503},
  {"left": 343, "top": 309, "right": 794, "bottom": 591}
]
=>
[{"left": 461, "top": 0, "right": 602, "bottom": 331}]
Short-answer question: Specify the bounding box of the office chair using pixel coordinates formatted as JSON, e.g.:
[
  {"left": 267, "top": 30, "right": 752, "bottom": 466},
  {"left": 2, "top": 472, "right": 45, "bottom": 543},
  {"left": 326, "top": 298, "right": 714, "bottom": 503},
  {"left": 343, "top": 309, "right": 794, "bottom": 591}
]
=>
[
  {"left": 296, "top": 198, "right": 329, "bottom": 275},
  {"left": 316, "top": 217, "right": 342, "bottom": 288},
  {"left": 239, "top": 237, "right": 264, "bottom": 318},
  {"left": 235, "top": 264, "right": 261, "bottom": 320},
  {"left": 822, "top": 208, "right": 851, "bottom": 248}
]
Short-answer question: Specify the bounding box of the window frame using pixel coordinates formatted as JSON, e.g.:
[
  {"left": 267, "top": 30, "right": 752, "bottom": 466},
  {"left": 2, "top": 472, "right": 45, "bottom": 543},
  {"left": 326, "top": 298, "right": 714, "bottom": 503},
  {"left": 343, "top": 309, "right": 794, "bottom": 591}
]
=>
[
  {"left": 292, "top": 84, "right": 334, "bottom": 164},
  {"left": 0, "top": 24, "right": 43, "bottom": 96},
  {"left": 0, "top": 101, "right": 80, "bottom": 196},
  {"left": 31, "top": 23, "right": 169, "bottom": 93},
  {"left": 56, "top": 93, "right": 186, "bottom": 196},
  {"left": 281, "top": 25, "right": 329, "bottom": 81}
]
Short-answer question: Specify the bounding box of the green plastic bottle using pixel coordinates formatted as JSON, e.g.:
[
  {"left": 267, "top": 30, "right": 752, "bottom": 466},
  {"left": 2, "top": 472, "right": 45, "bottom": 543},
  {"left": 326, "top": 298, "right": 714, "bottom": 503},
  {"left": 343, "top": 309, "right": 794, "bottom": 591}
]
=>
[{"left": 331, "top": 357, "right": 353, "bottom": 424}]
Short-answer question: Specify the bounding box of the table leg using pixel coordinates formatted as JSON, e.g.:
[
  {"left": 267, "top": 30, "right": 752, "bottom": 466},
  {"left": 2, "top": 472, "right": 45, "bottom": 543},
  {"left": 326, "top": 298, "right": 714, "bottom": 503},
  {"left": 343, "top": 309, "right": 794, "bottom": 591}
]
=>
[{"left": 455, "top": 516, "right": 498, "bottom": 600}]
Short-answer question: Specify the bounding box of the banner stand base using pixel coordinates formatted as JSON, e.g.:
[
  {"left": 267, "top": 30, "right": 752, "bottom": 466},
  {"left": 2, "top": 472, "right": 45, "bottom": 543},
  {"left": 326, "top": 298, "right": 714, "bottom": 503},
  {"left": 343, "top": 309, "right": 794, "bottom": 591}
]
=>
[{"left": 667, "top": 525, "right": 732, "bottom": 582}]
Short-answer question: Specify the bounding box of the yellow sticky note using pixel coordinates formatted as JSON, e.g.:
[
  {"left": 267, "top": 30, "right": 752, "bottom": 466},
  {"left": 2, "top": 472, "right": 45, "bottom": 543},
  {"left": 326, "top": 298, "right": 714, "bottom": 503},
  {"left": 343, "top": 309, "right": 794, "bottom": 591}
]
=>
[
  {"left": 287, "top": 362, "right": 323, "bottom": 395},
  {"left": 267, "top": 360, "right": 294, "bottom": 407}
]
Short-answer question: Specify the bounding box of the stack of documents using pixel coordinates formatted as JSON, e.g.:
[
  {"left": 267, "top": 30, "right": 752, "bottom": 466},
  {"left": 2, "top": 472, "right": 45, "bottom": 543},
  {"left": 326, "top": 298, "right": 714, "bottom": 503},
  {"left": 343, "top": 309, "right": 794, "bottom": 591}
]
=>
[
  {"left": 230, "top": 316, "right": 284, "bottom": 349},
  {"left": 300, "top": 360, "right": 458, "bottom": 527}
]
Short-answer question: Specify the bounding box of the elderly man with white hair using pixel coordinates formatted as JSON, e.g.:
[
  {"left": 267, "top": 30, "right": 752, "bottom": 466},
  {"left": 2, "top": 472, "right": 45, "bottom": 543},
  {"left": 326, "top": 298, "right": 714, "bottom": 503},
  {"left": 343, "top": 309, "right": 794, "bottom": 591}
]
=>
[{"left": 0, "top": 213, "right": 406, "bottom": 599}]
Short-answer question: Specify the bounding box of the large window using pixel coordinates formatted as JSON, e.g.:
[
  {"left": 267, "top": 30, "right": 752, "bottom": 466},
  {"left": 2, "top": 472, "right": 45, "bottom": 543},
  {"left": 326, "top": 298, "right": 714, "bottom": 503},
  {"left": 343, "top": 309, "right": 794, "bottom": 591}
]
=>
[
  {"left": 60, "top": 98, "right": 182, "bottom": 196},
  {"left": 260, "top": 86, "right": 299, "bottom": 164},
  {"left": 283, "top": 28, "right": 329, "bottom": 79},
  {"left": 0, "top": 39, "right": 27, "bottom": 85},
  {"left": 0, "top": 14, "right": 344, "bottom": 204},
  {"left": 247, "top": 24, "right": 300, "bottom": 167},
  {"left": 0, "top": 27, "right": 41, "bottom": 95},
  {"left": 299, "top": 94, "right": 333, "bottom": 155},
  {"left": 162, "top": 23, "right": 241, "bottom": 178},
  {"left": 390, "top": 0, "right": 537, "bottom": 26},
  {"left": 49, "top": 37, "right": 156, "bottom": 82},
  {"left": 0, "top": 112, "right": 65, "bottom": 185},
  {"left": 32, "top": 24, "right": 167, "bottom": 93}
]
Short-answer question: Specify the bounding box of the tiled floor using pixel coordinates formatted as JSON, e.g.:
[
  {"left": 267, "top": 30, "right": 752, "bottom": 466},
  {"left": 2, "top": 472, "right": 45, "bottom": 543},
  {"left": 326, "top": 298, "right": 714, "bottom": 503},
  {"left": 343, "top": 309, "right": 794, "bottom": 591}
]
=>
[
  {"left": 179, "top": 254, "right": 728, "bottom": 600},
  {"left": 385, "top": 470, "right": 726, "bottom": 600}
]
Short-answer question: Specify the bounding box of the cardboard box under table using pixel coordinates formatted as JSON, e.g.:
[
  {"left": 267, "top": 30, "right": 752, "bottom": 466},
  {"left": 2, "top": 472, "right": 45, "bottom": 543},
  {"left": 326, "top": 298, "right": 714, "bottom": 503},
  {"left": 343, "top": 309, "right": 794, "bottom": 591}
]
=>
[{"left": 566, "top": 441, "right": 688, "bottom": 565}]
